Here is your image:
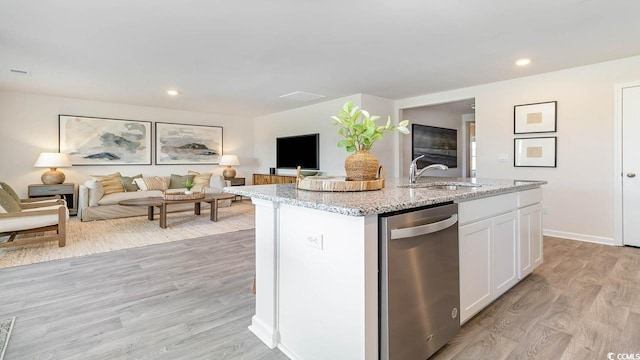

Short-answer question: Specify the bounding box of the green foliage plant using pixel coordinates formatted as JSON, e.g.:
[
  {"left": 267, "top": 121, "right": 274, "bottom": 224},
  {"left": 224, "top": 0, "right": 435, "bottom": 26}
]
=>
[
  {"left": 332, "top": 101, "right": 409, "bottom": 153},
  {"left": 184, "top": 178, "right": 195, "bottom": 191}
]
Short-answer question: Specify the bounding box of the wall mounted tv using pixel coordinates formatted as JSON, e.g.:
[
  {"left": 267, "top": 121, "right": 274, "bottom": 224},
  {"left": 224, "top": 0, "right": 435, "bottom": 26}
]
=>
[{"left": 276, "top": 133, "right": 320, "bottom": 170}]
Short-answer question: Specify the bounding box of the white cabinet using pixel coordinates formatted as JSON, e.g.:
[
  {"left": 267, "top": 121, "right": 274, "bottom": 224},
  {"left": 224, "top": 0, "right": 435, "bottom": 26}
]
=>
[
  {"left": 459, "top": 209, "right": 517, "bottom": 323},
  {"left": 459, "top": 218, "right": 492, "bottom": 322},
  {"left": 492, "top": 212, "right": 518, "bottom": 297},
  {"left": 518, "top": 203, "right": 543, "bottom": 279}
]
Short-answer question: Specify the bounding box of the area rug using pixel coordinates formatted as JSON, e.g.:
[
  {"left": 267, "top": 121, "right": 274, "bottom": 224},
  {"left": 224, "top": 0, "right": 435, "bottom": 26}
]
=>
[
  {"left": 0, "top": 201, "right": 255, "bottom": 269},
  {"left": 0, "top": 317, "right": 15, "bottom": 360}
]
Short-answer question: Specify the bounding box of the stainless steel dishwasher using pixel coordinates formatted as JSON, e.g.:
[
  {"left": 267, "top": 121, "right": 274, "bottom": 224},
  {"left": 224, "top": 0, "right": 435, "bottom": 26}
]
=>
[{"left": 379, "top": 203, "right": 460, "bottom": 360}]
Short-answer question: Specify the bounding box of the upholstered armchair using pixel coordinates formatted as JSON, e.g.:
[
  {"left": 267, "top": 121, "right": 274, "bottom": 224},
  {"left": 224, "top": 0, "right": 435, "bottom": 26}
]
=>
[
  {"left": 0, "top": 181, "right": 63, "bottom": 208},
  {"left": 0, "top": 186, "right": 69, "bottom": 248}
]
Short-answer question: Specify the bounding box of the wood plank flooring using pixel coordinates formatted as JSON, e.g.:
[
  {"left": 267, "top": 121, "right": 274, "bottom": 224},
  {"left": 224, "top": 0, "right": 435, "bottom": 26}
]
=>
[
  {"left": 0, "top": 229, "right": 287, "bottom": 360},
  {"left": 433, "top": 237, "right": 640, "bottom": 360},
  {"left": 2, "top": 232, "right": 639, "bottom": 359}
]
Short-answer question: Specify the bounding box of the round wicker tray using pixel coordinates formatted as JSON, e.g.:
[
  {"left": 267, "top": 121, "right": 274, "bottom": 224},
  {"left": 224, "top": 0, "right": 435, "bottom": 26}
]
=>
[
  {"left": 163, "top": 191, "right": 205, "bottom": 200},
  {"left": 297, "top": 176, "right": 384, "bottom": 192}
]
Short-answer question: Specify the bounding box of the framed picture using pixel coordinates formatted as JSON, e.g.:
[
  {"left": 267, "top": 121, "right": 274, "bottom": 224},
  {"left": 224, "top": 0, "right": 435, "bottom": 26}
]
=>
[
  {"left": 514, "top": 137, "right": 557, "bottom": 167},
  {"left": 411, "top": 124, "right": 457, "bottom": 168},
  {"left": 155, "top": 122, "right": 223, "bottom": 165},
  {"left": 514, "top": 101, "right": 557, "bottom": 134},
  {"left": 59, "top": 115, "right": 152, "bottom": 165}
]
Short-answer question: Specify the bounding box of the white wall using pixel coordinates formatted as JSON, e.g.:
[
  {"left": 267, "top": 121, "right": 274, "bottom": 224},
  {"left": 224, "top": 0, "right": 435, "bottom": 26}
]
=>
[
  {"left": 0, "top": 91, "right": 254, "bottom": 196},
  {"left": 401, "top": 106, "right": 465, "bottom": 178},
  {"left": 396, "top": 55, "right": 640, "bottom": 245},
  {"left": 254, "top": 94, "right": 401, "bottom": 178}
]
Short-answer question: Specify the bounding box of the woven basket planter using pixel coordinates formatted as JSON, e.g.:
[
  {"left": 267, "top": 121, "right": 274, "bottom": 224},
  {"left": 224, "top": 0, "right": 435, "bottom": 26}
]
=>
[{"left": 344, "top": 150, "right": 379, "bottom": 181}]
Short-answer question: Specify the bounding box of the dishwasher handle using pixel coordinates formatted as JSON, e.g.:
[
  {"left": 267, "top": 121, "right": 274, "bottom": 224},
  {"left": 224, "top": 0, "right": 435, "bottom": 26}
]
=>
[{"left": 390, "top": 214, "right": 458, "bottom": 240}]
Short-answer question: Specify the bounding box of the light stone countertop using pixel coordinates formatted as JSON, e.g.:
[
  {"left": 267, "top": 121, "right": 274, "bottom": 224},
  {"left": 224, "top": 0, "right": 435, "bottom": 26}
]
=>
[{"left": 224, "top": 177, "right": 547, "bottom": 216}]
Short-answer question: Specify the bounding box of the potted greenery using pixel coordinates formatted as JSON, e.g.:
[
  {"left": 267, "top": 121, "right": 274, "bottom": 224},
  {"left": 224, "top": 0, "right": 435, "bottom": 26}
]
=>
[
  {"left": 183, "top": 179, "right": 195, "bottom": 194},
  {"left": 332, "top": 101, "right": 409, "bottom": 180}
]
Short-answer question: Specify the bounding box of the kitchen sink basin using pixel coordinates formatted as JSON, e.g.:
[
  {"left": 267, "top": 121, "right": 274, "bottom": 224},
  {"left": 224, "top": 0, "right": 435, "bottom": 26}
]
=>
[{"left": 397, "top": 182, "right": 482, "bottom": 190}]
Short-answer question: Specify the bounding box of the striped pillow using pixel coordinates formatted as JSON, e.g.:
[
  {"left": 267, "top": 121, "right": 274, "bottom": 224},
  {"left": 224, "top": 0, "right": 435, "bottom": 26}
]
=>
[
  {"left": 188, "top": 171, "right": 212, "bottom": 190},
  {"left": 134, "top": 176, "right": 168, "bottom": 191},
  {"left": 90, "top": 172, "right": 124, "bottom": 196}
]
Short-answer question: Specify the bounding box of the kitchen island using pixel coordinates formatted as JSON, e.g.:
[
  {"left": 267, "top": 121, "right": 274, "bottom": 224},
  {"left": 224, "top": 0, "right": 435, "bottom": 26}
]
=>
[{"left": 225, "top": 177, "right": 546, "bottom": 360}]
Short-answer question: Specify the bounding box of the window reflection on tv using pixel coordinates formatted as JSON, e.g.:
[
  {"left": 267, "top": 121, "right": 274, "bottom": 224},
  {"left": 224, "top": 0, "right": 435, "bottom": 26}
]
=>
[{"left": 411, "top": 124, "right": 457, "bottom": 168}]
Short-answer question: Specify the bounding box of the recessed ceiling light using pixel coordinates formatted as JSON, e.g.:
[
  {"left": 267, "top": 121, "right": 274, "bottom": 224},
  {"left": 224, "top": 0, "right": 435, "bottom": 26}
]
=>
[
  {"left": 166, "top": 89, "right": 179, "bottom": 96},
  {"left": 515, "top": 58, "right": 531, "bottom": 66}
]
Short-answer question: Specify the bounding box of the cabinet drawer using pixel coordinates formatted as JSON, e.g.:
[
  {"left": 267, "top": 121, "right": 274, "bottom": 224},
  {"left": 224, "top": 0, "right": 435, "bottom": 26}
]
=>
[
  {"left": 517, "top": 188, "right": 542, "bottom": 208},
  {"left": 29, "top": 184, "right": 74, "bottom": 196},
  {"left": 458, "top": 192, "right": 517, "bottom": 225}
]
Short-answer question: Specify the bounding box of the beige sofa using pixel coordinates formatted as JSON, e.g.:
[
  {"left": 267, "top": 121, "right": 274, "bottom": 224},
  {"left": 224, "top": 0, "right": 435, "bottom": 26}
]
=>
[{"left": 78, "top": 175, "right": 231, "bottom": 221}]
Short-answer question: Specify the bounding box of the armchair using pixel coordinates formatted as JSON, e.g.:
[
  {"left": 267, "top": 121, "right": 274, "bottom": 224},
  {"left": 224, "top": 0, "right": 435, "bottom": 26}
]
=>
[
  {"left": 0, "top": 181, "right": 63, "bottom": 208},
  {"left": 0, "top": 186, "right": 68, "bottom": 248}
]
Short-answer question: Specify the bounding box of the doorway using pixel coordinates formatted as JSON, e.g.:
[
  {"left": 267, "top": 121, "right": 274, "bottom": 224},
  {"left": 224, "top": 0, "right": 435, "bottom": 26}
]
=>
[{"left": 400, "top": 99, "right": 476, "bottom": 178}]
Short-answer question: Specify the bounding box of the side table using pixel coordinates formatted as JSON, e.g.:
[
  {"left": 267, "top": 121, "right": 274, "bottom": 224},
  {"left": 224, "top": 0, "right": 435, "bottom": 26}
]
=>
[
  {"left": 225, "top": 177, "right": 246, "bottom": 201},
  {"left": 28, "top": 183, "right": 78, "bottom": 215}
]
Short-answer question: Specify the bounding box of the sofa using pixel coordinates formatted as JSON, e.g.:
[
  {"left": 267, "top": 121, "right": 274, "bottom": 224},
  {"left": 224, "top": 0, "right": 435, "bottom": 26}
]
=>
[{"left": 77, "top": 172, "right": 232, "bottom": 222}]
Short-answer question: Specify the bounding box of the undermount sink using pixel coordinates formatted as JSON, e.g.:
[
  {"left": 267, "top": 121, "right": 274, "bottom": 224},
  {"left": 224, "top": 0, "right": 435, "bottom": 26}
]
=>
[
  {"left": 397, "top": 182, "right": 481, "bottom": 190},
  {"left": 428, "top": 184, "right": 462, "bottom": 190}
]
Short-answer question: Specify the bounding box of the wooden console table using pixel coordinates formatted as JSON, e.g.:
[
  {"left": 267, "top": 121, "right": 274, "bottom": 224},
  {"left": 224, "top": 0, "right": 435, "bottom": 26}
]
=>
[{"left": 253, "top": 174, "right": 297, "bottom": 185}]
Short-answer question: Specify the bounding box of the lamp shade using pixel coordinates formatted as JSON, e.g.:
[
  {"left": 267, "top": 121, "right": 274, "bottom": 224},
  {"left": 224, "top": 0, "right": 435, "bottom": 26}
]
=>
[
  {"left": 219, "top": 155, "right": 240, "bottom": 166},
  {"left": 34, "top": 153, "right": 72, "bottom": 168}
]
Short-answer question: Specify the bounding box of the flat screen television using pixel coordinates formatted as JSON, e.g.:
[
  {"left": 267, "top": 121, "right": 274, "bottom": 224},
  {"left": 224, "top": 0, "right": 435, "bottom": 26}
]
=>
[{"left": 276, "top": 133, "right": 319, "bottom": 169}]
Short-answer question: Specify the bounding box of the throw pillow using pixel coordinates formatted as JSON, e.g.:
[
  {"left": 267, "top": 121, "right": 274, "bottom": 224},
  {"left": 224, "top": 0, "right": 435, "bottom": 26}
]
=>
[
  {"left": 187, "top": 171, "right": 212, "bottom": 190},
  {"left": 209, "top": 175, "right": 227, "bottom": 191},
  {"left": 84, "top": 179, "right": 104, "bottom": 207},
  {"left": 90, "top": 172, "right": 124, "bottom": 196},
  {"left": 0, "top": 188, "right": 21, "bottom": 213},
  {"left": 134, "top": 176, "right": 168, "bottom": 191},
  {"left": 120, "top": 174, "right": 143, "bottom": 192},
  {"left": 0, "top": 182, "right": 20, "bottom": 202},
  {"left": 169, "top": 174, "right": 195, "bottom": 189}
]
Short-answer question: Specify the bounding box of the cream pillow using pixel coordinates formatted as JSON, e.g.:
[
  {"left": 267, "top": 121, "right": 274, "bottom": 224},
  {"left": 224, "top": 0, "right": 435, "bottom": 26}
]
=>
[
  {"left": 84, "top": 179, "right": 105, "bottom": 207},
  {"left": 188, "top": 170, "right": 212, "bottom": 190},
  {"left": 90, "top": 172, "right": 124, "bottom": 196},
  {"left": 134, "top": 176, "right": 168, "bottom": 191}
]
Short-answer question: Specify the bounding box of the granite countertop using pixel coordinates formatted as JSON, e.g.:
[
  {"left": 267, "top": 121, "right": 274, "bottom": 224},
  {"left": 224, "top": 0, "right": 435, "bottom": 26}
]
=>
[{"left": 224, "top": 177, "right": 547, "bottom": 216}]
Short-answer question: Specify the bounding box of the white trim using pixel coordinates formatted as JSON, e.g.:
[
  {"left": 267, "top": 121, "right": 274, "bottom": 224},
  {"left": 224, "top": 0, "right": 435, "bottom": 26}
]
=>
[
  {"left": 543, "top": 229, "right": 616, "bottom": 246},
  {"left": 249, "top": 316, "right": 279, "bottom": 349},
  {"left": 614, "top": 81, "right": 640, "bottom": 247}
]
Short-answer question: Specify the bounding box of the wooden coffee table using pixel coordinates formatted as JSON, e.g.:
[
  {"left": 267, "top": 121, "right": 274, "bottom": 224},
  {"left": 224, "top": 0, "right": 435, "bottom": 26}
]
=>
[{"left": 119, "top": 193, "right": 237, "bottom": 228}]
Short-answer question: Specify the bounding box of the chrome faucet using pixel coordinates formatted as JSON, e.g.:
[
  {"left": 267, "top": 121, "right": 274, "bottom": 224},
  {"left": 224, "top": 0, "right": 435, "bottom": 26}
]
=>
[{"left": 409, "top": 155, "right": 448, "bottom": 184}]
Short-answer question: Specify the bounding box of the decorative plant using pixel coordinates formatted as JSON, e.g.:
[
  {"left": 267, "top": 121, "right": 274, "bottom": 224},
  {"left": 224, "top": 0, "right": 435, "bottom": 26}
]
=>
[
  {"left": 184, "top": 179, "right": 195, "bottom": 191},
  {"left": 332, "top": 101, "right": 409, "bottom": 153}
]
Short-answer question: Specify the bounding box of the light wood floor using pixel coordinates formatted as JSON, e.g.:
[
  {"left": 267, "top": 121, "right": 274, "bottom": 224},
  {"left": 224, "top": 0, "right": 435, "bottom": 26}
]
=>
[
  {"left": 0, "top": 229, "right": 288, "bottom": 360},
  {"left": 2, "top": 233, "right": 639, "bottom": 359},
  {"left": 433, "top": 236, "right": 640, "bottom": 360}
]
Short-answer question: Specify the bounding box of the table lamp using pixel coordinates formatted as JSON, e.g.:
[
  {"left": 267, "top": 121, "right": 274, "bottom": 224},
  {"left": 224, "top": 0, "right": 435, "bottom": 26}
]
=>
[
  {"left": 219, "top": 155, "right": 239, "bottom": 179},
  {"left": 34, "top": 152, "right": 72, "bottom": 185}
]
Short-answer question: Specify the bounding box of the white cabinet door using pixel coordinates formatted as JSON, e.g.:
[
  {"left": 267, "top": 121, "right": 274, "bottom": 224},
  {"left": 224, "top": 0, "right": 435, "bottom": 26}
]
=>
[
  {"left": 492, "top": 212, "right": 518, "bottom": 298},
  {"left": 459, "top": 218, "right": 492, "bottom": 323},
  {"left": 530, "top": 204, "right": 543, "bottom": 268},
  {"left": 518, "top": 203, "right": 543, "bottom": 279}
]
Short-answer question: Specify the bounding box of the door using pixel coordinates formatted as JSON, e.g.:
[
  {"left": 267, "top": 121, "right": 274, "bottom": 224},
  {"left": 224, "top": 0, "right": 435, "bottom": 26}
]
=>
[
  {"left": 623, "top": 85, "right": 640, "bottom": 247},
  {"left": 492, "top": 211, "right": 518, "bottom": 298},
  {"left": 518, "top": 204, "right": 542, "bottom": 279},
  {"left": 459, "top": 218, "right": 492, "bottom": 323}
]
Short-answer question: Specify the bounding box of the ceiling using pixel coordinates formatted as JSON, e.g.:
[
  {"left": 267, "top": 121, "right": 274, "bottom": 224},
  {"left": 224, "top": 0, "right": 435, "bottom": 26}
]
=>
[{"left": 1, "top": 0, "right": 639, "bottom": 118}]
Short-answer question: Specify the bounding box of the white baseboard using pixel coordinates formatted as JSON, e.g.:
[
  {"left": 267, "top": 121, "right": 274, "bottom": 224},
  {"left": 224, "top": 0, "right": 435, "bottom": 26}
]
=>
[
  {"left": 543, "top": 229, "right": 617, "bottom": 246},
  {"left": 278, "top": 343, "right": 303, "bottom": 360},
  {"left": 249, "top": 316, "right": 279, "bottom": 349}
]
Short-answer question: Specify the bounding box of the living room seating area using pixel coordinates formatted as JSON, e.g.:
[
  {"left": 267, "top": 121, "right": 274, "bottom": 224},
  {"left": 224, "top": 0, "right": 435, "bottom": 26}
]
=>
[{"left": 78, "top": 171, "right": 232, "bottom": 221}]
